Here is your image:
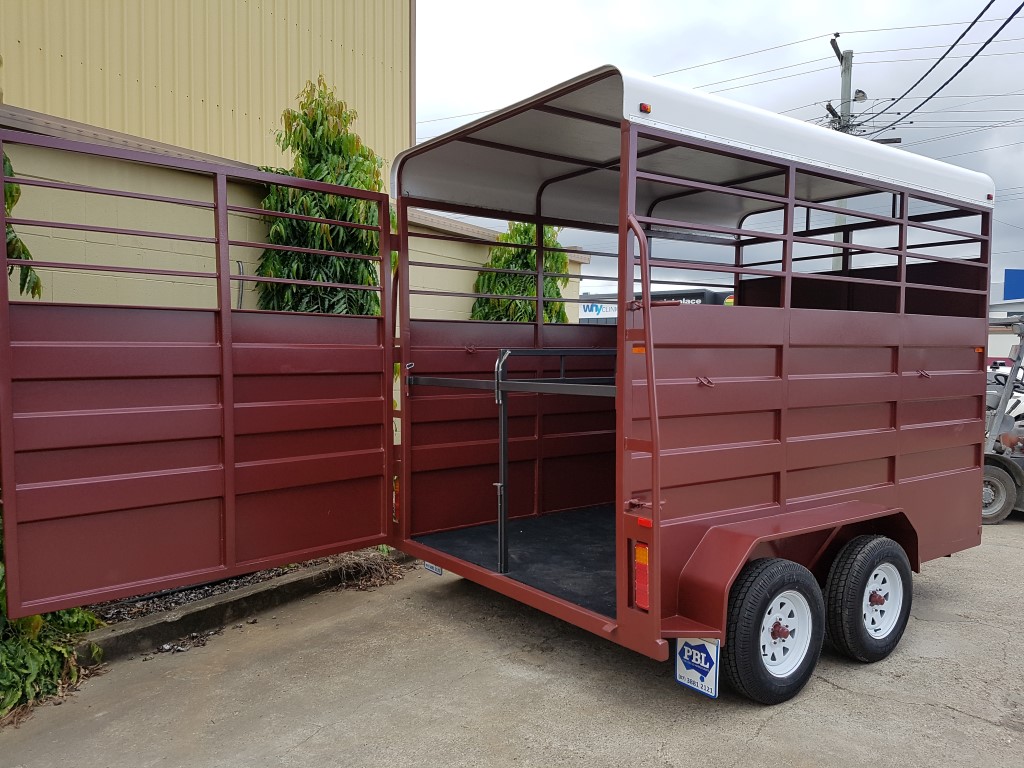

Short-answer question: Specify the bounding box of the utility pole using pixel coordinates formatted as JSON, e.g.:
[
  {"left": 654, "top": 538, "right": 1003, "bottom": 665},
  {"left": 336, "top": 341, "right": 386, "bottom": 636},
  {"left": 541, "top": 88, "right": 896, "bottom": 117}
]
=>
[
  {"left": 832, "top": 36, "right": 854, "bottom": 132},
  {"left": 828, "top": 35, "right": 853, "bottom": 268}
]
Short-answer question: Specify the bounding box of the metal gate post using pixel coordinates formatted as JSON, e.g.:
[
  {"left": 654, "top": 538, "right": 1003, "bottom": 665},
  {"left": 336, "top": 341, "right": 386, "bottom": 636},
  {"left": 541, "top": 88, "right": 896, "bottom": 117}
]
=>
[
  {"left": 213, "top": 173, "right": 237, "bottom": 569},
  {"left": 0, "top": 137, "right": 23, "bottom": 611},
  {"left": 495, "top": 349, "right": 512, "bottom": 574}
]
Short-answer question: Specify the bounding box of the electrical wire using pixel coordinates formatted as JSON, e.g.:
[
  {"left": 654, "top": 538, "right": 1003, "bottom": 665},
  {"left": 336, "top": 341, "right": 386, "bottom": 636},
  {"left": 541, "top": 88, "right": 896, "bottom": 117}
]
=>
[
  {"left": 855, "top": 86, "right": 1024, "bottom": 126},
  {"left": 864, "top": 0, "right": 997, "bottom": 124},
  {"left": 708, "top": 66, "right": 834, "bottom": 94},
  {"left": 692, "top": 57, "right": 832, "bottom": 89},
  {"left": 867, "top": 3, "right": 1024, "bottom": 136},
  {"left": 884, "top": 114, "right": 1024, "bottom": 149},
  {"left": 417, "top": 109, "right": 496, "bottom": 125},
  {"left": 937, "top": 139, "right": 1024, "bottom": 159},
  {"left": 842, "top": 17, "right": 1023, "bottom": 34},
  {"left": 857, "top": 49, "right": 1024, "bottom": 65},
  {"left": 857, "top": 35, "right": 1024, "bottom": 55},
  {"left": 653, "top": 34, "right": 829, "bottom": 77},
  {"left": 654, "top": 16, "right": 1024, "bottom": 79}
]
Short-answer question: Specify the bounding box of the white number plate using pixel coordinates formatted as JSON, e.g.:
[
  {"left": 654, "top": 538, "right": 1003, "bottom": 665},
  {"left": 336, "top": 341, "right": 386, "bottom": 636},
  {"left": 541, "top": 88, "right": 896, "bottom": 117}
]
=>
[
  {"left": 675, "top": 638, "right": 720, "bottom": 699},
  {"left": 423, "top": 561, "right": 443, "bottom": 576}
]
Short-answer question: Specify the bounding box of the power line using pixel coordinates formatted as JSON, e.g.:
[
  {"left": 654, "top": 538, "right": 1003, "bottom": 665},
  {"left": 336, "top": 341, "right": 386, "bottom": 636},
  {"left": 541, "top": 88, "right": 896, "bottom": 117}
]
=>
[
  {"left": 864, "top": 0, "right": 996, "bottom": 124},
  {"left": 857, "top": 49, "right": 1024, "bottom": 65},
  {"left": 708, "top": 65, "right": 834, "bottom": 94},
  {"left": 937, "top": 139, "right": 1024, "bottom": 159},
  {"left": 696, "top": 48, "right": 1024, "bottom": 95},
  {"left": 856, "top": 86, "right": 1024, "bottom": 128},
  {"left": 867, "top": 3, "right": 1024, "bottom": 136},
  {"left": 654, "top": 16, "right": 1024, "bottom": 78},
  {"left": 857, "top": 35, "right": 1024, "bottom": 55},
  {"left": 417, "top": 109, "right": 496, "bottom": 125},
  {"left": 779, "top": 90, "right": 1024, "bottom": 118},
  {"left": 867, "top": 120, "right": 1024, "bottom": 126},
  {"left": 841, "top": 16, "right": 1024, "bottom": 35},
  {"left": 653, "top": 34, "right": 828, "bottom": 77},
  {"left": 693, "top": 57, "right": 832, "bottom": 89}
]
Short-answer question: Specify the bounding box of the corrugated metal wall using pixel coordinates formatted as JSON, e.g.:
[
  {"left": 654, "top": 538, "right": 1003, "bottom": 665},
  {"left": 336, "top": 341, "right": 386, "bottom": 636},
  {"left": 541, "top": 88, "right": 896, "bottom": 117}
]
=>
[{"left": 0, "top": 0, "right": 412, "bottom": 180}]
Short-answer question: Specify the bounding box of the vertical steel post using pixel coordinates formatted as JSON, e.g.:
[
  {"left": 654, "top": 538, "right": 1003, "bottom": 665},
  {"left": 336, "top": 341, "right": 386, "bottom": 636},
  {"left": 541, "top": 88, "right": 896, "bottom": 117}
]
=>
[
  {"left": 213, "top": 173, "right": 237, "bottom": 570},
  {"left": 0, "top": 137, "right": 22, "bottom": 612},
  {"left": 495, "top": 349, "right": 511, "bottom": 574},
  {"left": 615, "top": 122, "right": 638, "bottom": 617},
  {"left": 397, "top": 197, "right": 413, "bottom": 543},
  {"left": 380, "top": 197, "right": 395, "bottom": 540}
]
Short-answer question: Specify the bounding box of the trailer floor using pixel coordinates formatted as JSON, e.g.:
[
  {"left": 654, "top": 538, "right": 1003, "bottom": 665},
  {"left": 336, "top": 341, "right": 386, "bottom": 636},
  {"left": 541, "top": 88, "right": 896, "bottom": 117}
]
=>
[{"left": 412, "top": 503, "right": 616, "bottom": 617}]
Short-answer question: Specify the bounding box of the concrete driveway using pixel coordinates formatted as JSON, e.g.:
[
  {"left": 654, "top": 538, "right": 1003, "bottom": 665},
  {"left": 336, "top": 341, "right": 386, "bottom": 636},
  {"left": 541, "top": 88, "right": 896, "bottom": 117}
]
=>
[{"left": 3, "top": 521, "right": 1023, "bottom": 768}]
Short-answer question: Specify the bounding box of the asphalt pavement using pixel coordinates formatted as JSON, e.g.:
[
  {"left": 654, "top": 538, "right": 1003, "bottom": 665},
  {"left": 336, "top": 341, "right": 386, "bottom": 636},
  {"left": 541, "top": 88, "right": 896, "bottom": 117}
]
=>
[{"left": 2, "top": 520, "right": 1023, "bottom": 768}]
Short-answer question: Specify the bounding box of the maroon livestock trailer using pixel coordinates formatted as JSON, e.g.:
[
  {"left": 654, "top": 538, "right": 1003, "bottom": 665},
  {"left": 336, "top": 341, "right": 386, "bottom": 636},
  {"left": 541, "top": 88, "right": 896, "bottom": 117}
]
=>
[{"left": 0, "top": 66, "right": 993, "bottom": 704}]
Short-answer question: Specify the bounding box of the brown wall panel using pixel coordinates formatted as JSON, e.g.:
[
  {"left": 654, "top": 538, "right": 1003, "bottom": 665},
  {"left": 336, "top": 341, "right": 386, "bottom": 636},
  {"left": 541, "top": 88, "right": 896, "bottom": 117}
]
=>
[
  {"left": 661, "top": 474, "right": 778, "bottom": 521},
  {"left": 902, "top": 396, "right": 982, "bottom": 426},
  {"left": 789, "top": 346, "right": 894, "bottom": 376},
  {"left": 235, "top": 477, "right": 385, "bottom": 565},
  {"left": 17, "top": 500, "right": 224, "bottom": 607},
  {"left": 899, "top": 444, "right": 979, "bottom": 480},
  {"left": 787, "top": 458, "right": 893, "bottom": 502},
  {"left": 788, "top": 402, "right": 893, "bottom": 438}
]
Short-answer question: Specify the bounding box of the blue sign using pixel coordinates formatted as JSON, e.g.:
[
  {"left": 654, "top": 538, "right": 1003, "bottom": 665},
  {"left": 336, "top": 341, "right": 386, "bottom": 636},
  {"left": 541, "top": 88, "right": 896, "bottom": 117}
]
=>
[
  {"left": 678, "top": 641, "right": 715, "bottom": 681},
  {"left": 1006, "top": 269, "right": 1024, "bottom": 301},
  {"left": 675, "top": 638, "right": 720, "bottom": 698}
]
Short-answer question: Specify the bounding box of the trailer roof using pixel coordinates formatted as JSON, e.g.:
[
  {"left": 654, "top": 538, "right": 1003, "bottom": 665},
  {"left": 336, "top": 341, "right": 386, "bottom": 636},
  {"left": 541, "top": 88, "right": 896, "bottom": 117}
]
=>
[{"left": 393, "top": 65, "right": 995, "bottom": 227}]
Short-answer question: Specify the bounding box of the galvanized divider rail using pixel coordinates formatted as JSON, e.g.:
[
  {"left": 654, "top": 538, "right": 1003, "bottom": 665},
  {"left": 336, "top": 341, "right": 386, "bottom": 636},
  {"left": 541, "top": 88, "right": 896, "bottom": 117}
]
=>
[{"left": 408, "top": 348, "right": 616, "bottom": 573}]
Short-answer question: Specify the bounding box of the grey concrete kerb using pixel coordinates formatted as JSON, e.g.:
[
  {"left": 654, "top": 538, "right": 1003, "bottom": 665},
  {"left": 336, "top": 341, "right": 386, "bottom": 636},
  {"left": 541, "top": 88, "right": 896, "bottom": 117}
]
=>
[{"left": 76, "top": 552, "right": 415, "bottom": 665}]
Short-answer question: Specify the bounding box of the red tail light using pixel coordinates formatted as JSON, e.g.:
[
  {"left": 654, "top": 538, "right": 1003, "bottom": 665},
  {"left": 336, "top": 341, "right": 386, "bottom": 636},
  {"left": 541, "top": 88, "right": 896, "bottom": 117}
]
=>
[{"left": 634, "top": 542, "right": 650, "bottom": 611}]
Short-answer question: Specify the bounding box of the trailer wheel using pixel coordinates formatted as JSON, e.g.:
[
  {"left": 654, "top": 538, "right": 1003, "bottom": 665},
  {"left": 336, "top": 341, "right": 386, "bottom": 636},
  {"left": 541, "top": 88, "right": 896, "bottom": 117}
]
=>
[
  {"left": 982, "top": 465, "right": 1015, "bottom": 525},
  {"left": 825, "top": 536, "right": 912, "bottom": 663},
  {"left": 722, "top": 558, "right": 824, "bottom": 705}
]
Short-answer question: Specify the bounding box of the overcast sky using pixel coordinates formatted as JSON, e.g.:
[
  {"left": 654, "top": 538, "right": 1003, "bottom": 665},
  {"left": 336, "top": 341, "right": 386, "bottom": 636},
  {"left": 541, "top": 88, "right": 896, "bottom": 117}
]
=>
[{"left": 415, "top": 0, "right": 1023, "bottom": 291}]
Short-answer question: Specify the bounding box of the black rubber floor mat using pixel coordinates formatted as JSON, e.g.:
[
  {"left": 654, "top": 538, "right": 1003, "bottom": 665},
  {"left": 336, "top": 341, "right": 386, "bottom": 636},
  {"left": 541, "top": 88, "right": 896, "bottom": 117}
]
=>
[{"left": 413, "top": 504, "right": 616, "bottom": 617}]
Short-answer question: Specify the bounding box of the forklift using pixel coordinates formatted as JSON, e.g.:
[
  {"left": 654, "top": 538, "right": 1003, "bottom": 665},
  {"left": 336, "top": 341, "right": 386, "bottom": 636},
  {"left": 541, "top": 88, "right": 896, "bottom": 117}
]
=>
[{"left": 984, "top": 316, "right": 1024, "bottom": 524}]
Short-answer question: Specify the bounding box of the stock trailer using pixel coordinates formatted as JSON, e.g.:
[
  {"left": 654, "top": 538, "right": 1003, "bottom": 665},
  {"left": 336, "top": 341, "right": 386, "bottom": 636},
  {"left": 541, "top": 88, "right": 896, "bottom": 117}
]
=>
[{"left": 0, "top": 67, "right": 993, "bottom": 704}]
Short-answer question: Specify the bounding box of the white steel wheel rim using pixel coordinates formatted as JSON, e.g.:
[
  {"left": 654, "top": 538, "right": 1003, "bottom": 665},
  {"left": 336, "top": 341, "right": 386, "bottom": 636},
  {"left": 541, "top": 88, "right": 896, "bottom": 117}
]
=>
[
  {"left": 862, "top": 563, "right": 903, "bottom": 640},
  {"left": 759, "top": 590, "right": 813, "bottom": 678},
  {"left": 982, "top": 478, "right": 1004, "bottom": 516}
]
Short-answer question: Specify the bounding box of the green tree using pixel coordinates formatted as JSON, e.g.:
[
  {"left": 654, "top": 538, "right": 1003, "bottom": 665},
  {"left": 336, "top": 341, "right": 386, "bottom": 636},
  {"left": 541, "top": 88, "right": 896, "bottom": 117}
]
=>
[
  {"left": 470, "top": 222, "right": 569, "bottom": 323},
  {"left": 4, "top": 152, "right": 42, "bottom": 299},
  {"left": 255, "top": 76, "right": 386, "bottom": 315}
]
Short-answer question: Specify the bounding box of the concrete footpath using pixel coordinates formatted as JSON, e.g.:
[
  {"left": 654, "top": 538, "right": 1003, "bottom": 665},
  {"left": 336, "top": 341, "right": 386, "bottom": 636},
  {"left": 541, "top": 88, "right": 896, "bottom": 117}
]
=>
[{"left": 2, "top": 522, "right": 1023, "bottom": 768}]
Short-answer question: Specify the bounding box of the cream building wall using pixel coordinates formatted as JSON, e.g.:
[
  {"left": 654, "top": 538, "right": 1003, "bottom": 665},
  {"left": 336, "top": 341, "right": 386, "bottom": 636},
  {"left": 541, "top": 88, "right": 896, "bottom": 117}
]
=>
[
  {"left": 407, "top": 210, "right": 586, "bottom": 323},
  {"left": 0, "top": 0, "right": 413, "bottom": 177},
  {"left": 5, "top": 141, "right": 261, "bottom": 309},
  {"left": 5, "top": 141, "right": 585, "bottom": 319}
]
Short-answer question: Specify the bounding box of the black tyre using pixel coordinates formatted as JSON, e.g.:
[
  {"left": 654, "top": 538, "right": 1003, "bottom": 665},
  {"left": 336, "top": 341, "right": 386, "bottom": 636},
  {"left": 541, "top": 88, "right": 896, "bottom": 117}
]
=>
[
  {"left": 825, "top": 536, "right": 912, "bottom": 663},
  {"left": 982, "top": 464, "right": 1016, "bottom": 525},
  {"left": 722, "top": 558, "right": 825, "bottom": 705}
]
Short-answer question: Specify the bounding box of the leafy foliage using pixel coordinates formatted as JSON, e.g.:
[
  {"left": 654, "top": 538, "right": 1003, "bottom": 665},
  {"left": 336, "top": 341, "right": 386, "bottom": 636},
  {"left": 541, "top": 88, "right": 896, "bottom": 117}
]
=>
[
  {"left": 4, "top": 152, "right": 42, "bottom": 299},
  {"left": 470, "top": 223, "right": 569, "bottom": 323},
  {"left": 0, "top": 509, "right": 101, "bottom": 719},
  {"left": 256, "top": 76, "right": 388, "bottom": 315}
]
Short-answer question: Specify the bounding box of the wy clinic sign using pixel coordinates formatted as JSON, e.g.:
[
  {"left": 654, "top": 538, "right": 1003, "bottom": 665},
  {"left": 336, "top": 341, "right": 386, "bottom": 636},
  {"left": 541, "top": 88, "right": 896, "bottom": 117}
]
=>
[{"left": 580, "top": 289, "right": 733, "bottom": 322}]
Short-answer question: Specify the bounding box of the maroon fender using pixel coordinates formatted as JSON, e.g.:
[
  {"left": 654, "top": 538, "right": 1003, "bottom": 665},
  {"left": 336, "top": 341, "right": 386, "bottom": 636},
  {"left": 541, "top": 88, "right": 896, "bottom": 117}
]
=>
[{"left": 672, "top": 501, "right": 918, "bottom": 639}]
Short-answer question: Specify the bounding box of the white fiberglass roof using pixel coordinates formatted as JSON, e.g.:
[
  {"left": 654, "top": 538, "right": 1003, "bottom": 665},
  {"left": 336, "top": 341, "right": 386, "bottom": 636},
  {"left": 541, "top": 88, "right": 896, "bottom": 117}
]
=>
[{"left": 393, "top": 65, "right": 995, "bottom": 228}]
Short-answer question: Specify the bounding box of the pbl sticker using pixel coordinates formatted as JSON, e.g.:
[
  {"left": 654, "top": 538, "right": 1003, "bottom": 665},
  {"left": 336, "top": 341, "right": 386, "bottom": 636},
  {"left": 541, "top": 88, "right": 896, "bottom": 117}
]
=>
[
  {"left": 675, "top": 638, "right": 720, "bottom": 699},
  {"left": 423, "top": 561, "right": 443, "bottom": 576}
]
